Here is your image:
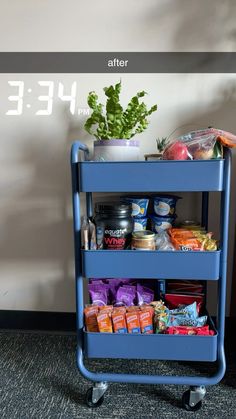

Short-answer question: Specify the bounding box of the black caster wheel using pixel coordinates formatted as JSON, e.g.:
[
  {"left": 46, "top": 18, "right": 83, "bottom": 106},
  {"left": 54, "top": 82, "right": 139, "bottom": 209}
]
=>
[
  {"left": 182, "top": 390, "right": 202, "bottom": 412},
  {"left": 85, "top": 387, "right": 104, "bottom": 408}
]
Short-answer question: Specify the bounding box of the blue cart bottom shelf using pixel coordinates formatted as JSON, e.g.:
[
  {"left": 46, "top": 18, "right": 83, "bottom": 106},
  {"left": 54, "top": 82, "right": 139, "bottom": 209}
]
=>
[{"left": 84, "top": 324, "right": 217, "bottom": 362}]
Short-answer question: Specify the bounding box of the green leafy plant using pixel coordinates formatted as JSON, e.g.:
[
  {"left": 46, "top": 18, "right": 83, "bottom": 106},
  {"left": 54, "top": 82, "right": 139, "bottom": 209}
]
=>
[{"left": 84, "top": 81, "right": 157, "bottom": 140}]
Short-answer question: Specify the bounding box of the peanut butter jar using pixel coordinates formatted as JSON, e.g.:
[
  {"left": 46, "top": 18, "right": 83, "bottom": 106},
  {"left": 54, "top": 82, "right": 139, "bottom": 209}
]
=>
[{"left": 131, "top": 230, "right": 156, "bottom": 251}]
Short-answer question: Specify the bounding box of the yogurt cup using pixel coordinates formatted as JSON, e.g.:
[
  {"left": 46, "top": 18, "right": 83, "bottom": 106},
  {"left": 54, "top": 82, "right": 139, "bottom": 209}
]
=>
[
  {"left": 121, "top": 196, "right": 149, "bottom": 218},
  {"left": 133, "top": 217, "right": 148, "bottom": 231},
  {"left": 150, "top": 214, "right": 176, "bottom": 233},
  {"left": 152, "top": 195, "right": 181, "bottom": 217}
]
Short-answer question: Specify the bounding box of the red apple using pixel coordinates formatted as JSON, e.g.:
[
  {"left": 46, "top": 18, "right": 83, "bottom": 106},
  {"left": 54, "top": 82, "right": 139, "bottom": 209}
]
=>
[{"left": 163, "top": 141, "right": 189, "bottom": 160}]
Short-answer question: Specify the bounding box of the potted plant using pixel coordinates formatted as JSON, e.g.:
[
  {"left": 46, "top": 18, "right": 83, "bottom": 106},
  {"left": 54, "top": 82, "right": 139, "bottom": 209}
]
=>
[{"left": 84, "top": 81, "right": 157, "bottom": 161}]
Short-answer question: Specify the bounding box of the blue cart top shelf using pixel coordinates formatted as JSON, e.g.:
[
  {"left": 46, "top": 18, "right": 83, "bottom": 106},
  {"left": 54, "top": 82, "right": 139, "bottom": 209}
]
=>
[{"left": 78, "top": 159, "right": 224, "bottom": 192}]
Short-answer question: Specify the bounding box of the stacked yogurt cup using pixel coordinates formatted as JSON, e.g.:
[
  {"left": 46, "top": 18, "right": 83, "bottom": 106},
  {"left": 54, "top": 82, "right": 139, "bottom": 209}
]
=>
[
  {"left": 149, "top": 195, "right": 181, "bottom": 233},
  {"left": 121, "top": 196, "right": 149, "bottom": 231},
  {"left": 121, "top": 194, "right": 181, "bottom": 234}
]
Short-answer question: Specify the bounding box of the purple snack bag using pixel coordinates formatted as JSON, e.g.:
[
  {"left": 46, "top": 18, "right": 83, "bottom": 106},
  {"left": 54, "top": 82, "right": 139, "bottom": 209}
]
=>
[
  {"left": 115, "top": 286, "right": 136, "bottom": 307},
  {"left": 89, "top": 278, "right": 105, "bottom": 284},
  {"left": 88, "top": 284, "right": 108, "bottom": 306},
  {"left": 121, "top": 278, "right": 134, "bottom": 285},
  {"left": 137, "top": 284, "right": 154, "bottom": 306},
  {"left": 105, "top": 279, "right": 123, "bottom": 305}
]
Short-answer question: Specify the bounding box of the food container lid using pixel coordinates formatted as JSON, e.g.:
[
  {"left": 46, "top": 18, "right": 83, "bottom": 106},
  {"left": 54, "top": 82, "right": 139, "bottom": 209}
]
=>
[
  {"left": 95, "top": 202, "right": 132, "bottom": 215},
  {"left": 132, "top": 230, "right": 155, "bottom": 240},
  {"left": 180, "top": 220, "right": 200, "bottom": 227}
]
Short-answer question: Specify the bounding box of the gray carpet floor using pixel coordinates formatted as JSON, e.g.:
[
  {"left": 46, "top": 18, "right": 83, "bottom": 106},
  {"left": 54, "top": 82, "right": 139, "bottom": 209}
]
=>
[{"left": 0, "top": 331, "right": 235, "bottom": 418}]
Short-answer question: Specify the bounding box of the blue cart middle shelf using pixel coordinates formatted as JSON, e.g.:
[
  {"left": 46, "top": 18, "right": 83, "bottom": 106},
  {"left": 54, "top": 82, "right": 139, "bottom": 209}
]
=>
[{"left": 82, "top": 249, "right": 221, "bottom": 279}]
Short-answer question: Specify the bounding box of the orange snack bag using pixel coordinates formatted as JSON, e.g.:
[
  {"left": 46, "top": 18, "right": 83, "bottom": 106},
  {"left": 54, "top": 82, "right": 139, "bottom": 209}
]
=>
[
  {"left": 112, "top": 312, "right": 127, "bottom": 333},
  {"left": 139, "top": 309, "right": 153, "bottom": 334},
  {"left": 171, "top": 237, "right": 202, "bottom": 251},
  {"left": 97, "top": 311, "right": 113, "bottom": 333},
  {"left": 126, "top": 311, "right": 141, "bottom": 333},
  {"left": 84, "top": 305, "right": 99, "bottom": 332}
]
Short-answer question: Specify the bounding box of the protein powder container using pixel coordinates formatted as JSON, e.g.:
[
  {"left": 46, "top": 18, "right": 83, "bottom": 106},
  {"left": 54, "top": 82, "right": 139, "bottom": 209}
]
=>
[{"left": 94, "top": 202, "right": 133, "bottom": 250}]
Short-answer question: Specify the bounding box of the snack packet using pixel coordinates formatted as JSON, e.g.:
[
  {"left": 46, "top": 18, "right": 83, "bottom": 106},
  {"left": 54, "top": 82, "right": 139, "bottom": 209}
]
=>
[
  {"left": 137, "top": 284, "right": 154, "bottom": 306},
  {"left": 88, "top": 284, "right": 108, "bottom": 306},
  {"left": 126, "top": 312, "right": 141, "bottom": 333},
  {"left": 165, "top": 325, "right": 214, "bottom": 335},
  {"left": 154, "top": 311, "right": 168, "bottom": 333},
  {"left": 112, "top": 311, "right": 127, "bottom": 333},
  {"left": 113, "top": 306, "right": 126, "bottom": 313},
  {"left": 115, "top": 286, "right": 136, "bottom": 307},
  {"left": 169, "top": 301, "right": 198, "bottom": 318},
  {"left": 84, "top": 305, "right": 99, "bottom": 332},
  {"left": 140, "top": 305, "right": 154, "bottom": 315},
  {"left": 98, "top": 305, "right": 113, "bottom": 314},
  {"left": 126, "top": 306, "right": 140, "bottom": 312},
  {"left": 151, "top": 300, "right": 168, "bottom": 333},
  {"left": 168, "top": 314, "right": 207, "bottom": 327},
  {"left": 139, "top": 309, "right": 153, "bottom": 334},
  {"left": 167, "top": 302, "right": 207, "bottom": 327},
  {"left": 97, "top": 311, "right": 113, "bottom": 333}
]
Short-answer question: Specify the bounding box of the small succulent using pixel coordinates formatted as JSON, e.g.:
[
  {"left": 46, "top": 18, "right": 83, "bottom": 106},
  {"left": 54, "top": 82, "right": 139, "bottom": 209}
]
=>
[{"left": 156, "top": 137, "right": 168, "bottom": 153}]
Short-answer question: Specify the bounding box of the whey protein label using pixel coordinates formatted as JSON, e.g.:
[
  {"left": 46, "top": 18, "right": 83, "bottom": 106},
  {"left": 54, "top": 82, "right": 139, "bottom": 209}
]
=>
[{"left": 97, "top": 226, "right": 128, "bottom": 249}]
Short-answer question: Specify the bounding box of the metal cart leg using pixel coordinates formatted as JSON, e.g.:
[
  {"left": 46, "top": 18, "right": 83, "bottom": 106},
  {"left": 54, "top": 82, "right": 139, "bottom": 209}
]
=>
[{"left": 71, "top": 143, "right": 109, "bottom": 407}]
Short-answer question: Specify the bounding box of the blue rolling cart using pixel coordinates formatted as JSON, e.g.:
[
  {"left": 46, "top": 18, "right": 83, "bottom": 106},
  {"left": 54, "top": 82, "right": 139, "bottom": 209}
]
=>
[{"left": 70, "top": 141, "right": 231, "bottom": 411}]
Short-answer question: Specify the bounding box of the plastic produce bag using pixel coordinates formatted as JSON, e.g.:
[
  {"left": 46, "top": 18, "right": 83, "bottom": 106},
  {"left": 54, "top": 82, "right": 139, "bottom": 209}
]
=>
[
  {"left": 163, "top": 129, "right": 218, "bottom": 160},
  {"left": 155, "top": 231, "right": 175, "bottom": 251},
  {"left": 211, "top": 128, "right": 236, "bottom": 148}
]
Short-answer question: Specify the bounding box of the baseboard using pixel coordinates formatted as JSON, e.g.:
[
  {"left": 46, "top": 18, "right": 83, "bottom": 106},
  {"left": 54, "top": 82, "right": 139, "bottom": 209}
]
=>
[
  {"left": 0, "top": 311, "right": 235, "bottom": 334},
  {"left": 0, "top": 310, "right": 76, "bottom": 331}
]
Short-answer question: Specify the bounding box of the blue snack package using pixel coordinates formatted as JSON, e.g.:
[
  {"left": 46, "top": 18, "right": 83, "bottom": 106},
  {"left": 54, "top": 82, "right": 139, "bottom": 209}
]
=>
[
  {"left": 169, "top": 302, "right": 198, "bottom": 319},
  {"left": 168, "top": 315, "right": 207, "bottom": 327}
]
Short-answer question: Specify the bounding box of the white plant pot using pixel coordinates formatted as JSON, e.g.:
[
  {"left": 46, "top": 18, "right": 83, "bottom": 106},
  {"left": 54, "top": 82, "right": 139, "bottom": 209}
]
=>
[{"left": 93, "top": 139, "right": 140, "bottom": 161}]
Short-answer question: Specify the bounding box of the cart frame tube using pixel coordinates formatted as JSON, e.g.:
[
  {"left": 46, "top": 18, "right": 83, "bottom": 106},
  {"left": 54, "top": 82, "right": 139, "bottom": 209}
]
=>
[{"left": 71, "top": 141, "right": 230, "bottom": 386}]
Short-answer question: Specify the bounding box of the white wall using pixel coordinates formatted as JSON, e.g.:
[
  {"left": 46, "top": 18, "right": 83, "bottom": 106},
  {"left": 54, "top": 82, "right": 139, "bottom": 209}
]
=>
[{"left": 0, "top": 1, "right": 235, "bottom": 314}]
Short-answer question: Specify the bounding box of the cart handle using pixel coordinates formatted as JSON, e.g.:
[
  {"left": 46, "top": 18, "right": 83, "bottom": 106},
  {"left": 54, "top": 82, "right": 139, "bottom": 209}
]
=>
[{"left": 71, "top": 141, "right": 89, "bottom": 164}]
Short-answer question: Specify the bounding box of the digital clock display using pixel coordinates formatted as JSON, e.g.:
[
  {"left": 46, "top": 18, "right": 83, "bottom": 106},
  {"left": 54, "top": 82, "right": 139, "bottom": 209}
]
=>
[{"left": 6, "top": 80, "right": 87, "bottom": 116}]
